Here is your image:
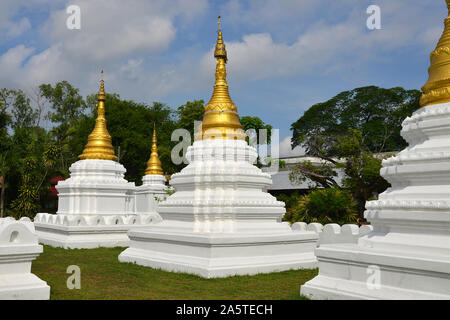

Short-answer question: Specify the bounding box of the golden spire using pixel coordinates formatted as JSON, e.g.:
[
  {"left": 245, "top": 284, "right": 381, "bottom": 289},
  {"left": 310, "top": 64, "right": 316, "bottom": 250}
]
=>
[
  {"left": 420, "top": 0, "right": 450, "bottom": 107},
  {"left": 145, "top": 125, "right": 164, "bottom": 175},
  {"left": 79, "top": 71, "right": 118, "bottom": 161},
  {"left": 198, "top": 15, "right": 245, "bottom": 140}
]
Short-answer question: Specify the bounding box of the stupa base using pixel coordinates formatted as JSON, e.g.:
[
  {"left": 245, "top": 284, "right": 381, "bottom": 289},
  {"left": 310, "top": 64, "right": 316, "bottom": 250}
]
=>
[
  {"left": 301, "top": 243, "right": 450, "bottom": 300},
  {"left": 35, "top": 213, "right": 159, "bottom": 249},
  {"left": 119, "top": 225, "right": 318, "bottom": 278},
  {"left": 0, "top": 274, "right": 50, "bottom": 300},
  {"left": 36, "top": 226, "right": 131, "bottom": 249}
]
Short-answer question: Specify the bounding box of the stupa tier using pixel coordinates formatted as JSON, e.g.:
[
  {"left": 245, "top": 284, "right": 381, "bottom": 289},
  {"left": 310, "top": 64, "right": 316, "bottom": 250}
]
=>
[
  {"left": 119, "top": 17, "right": 319, "bottom": 278},
  {"left": 301, "top": 0, "right": 450, "bottom": 299},
  {"left": 34, "top": 73, "right": 163, "bottom": 249}
]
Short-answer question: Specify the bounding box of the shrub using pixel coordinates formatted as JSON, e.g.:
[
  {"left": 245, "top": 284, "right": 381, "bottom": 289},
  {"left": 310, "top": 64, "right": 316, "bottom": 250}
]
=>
[
  {"left": 276, "top": 191, "right": 301, "bottom": 213},
  {"left": 284, "top": 188, "right": 357, "bottom": 225}
]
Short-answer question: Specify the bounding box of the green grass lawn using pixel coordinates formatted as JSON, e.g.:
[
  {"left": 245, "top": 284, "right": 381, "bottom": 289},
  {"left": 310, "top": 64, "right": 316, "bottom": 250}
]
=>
[{"left": 32, "top": 246, "right": 317, "bottom": 300}]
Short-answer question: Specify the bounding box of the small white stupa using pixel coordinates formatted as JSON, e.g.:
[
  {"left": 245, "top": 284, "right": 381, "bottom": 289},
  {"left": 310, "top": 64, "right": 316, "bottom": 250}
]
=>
[
  {"left": 0, "top": 217, "right": 50, "bottom": 299},
  {"left": 301, "top": 1, "right": 450, "bottom": 299},
  {"left": 135, "top": 126, "right": 169, "bottom": 215},
  {"left": 35, "top": 72, "right": 158, "bottom": 249},
  {"left": 119, "top": 17, "right": 319, "bottom": 278}
]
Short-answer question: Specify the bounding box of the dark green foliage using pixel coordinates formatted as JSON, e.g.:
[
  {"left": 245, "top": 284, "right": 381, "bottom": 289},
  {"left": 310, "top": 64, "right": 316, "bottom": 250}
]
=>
[
  {"left": 0, "top": 88, "right": 38, "bottom": 131},
  {"left": 176, "top": 100, "right": 205, "bottom": 138},
  {"left": 11, "top": 157, "right": 40, "bottom": 218},
  {"left": 289, "top": 86, "right": 419, "bottom": 218},
  {"left": 0, "top": 95, "right": 11, "bottom": 217},
  {"left": 240, "top": 115, "right": 273, "bottom": 144},
  {"left": 289, "top": 129, "right": 391, "bottom": 217},
  {"left": 0, "top": 93, "right": 10, "bottom": 141},
  {"left": 10, "top": 144, "right": 60, "bottom": 218},
  {"left": 40, "top": 81, "right": 87, "bottom": 172},
  {"left": 276, "top": 191, "right": 302, "bottom": 211},
  {"left": 337, "top": 130, "right": 390, "bottom": 213},
  {"left": 291, "top": 86, "right": 420, "bottom": 154},
  {"left": 283, "top": 188, "right": 357, "bottom": 225}
]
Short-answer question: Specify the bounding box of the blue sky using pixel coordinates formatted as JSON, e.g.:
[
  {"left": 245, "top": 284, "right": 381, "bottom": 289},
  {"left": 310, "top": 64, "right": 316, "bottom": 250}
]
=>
[{"left": 0, "top": 0, "right": 446, "bottom": 156}]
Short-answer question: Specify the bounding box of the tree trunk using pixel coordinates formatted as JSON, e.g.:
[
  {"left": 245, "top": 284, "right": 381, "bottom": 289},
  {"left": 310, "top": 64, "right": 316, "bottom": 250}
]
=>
[{"left": 0, "top": 176, "right": 4, "bottom": 218}]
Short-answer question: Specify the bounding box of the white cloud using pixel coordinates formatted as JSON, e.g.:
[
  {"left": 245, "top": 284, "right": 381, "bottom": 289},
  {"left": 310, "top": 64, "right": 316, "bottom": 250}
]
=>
[
  {"left": 0, "top": 1, "right": 24, "bottom": 34},
  {"left": 6, "top": 18, "right": 31, "bottom": 38},
  {"left": 0, "top": 0, "right": 65, "bottom": 40},
  {"left": 0, "top": 45, "right": 35, "bottom": 88},
  {"left": 0, "top": 0, "right": 208, "bottom": 100},
  {"left": 40, "top": 0, "right": 206, "bottom": 62},
  {"left": 0, "top": 45, "right": 34, "bottom": 69},
  {"left": 0, "top": 0, "right": 446, "bottom": 109},
  {"left": 120, "top": 59, "right": 144, "bottom": 81},
  {"left": 279, "top": 136, "right": 305, "bottom": 158},
  {"left": 195, "top": 1, "right": 445, "bottom": 85}
]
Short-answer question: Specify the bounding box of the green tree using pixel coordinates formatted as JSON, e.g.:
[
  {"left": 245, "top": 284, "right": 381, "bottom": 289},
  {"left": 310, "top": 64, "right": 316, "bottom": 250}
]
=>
[
  {"left": 11, "top": 157, "right": 40, "bottom": 218},
  {"left": 289, "top": 86, "right": 420, "bottom": 218},
  {"left": 0, "top": 153, "right": 9, "bottom": 217},
  {"left": 0, "top": 97, "right": 10, "bottom": 216},
  {"left": 336, "top": 130, "right": 390, "bottom": 213},
  {"left": 40, "top": 81, "right": 87, "bottom": 172},
  {"left": 0, "top": 91, "right": 11, "bottom": 153},
  {"left": 176, "top": 100, "right": 205, "bottom": 137},
  {"left": 276, "top": 191, "right": 302, "bottom": 212},
  {"left": 0, "top": 89, "right": 39, "bottom": 130},
  {"left": 239, "top": 116, "right": 273, "bottom": 167},
  {"left": 0, "top": 88, "right": 48, "bottom": 216},
  {"left": 11, "top": 145, "right": 60, "bottom": 218},
  {"left": 291, "top": 86, "right": 421, "bottom": 155},
  {"left": 289, "top": 129, "right": 391, "bottom": 216},
  {"left": 240, "top": 116, "right": 273, "bottom": 144}
]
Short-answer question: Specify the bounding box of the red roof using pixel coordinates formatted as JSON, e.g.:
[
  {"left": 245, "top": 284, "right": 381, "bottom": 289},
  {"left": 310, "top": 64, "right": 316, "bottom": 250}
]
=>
[{"left": 48, "top": 176, "right": 64, "bottom": 197}]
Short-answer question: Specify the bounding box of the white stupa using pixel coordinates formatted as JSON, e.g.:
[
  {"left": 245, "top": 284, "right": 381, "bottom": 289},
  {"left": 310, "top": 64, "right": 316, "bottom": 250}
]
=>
[
  {"left": 35, "top": 73, "right": 158, "bottom": 249},
  {"left": 118, "top": 17, "right": 319, "bottom": 278},
  {"left": 0, "top": 217, "right": 50, "bottom": 299},
  {"left": 135, "top": 126, "right": 169, "bottom": 215},
  {"left": 301, "top": 1, "right": 450, "bottom": 299}
]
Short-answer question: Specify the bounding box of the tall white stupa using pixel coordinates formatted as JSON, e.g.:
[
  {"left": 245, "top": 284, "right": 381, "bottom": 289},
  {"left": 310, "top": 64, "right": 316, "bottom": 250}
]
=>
[
  {"left": 301, "top": 1, "right": 450, "bottom": 299},
  {"left": 35, "top": 72, "right": 158, "bottom": 249},
  {"left": 118, "top": 17, "right": 319, "bottom": 278}
]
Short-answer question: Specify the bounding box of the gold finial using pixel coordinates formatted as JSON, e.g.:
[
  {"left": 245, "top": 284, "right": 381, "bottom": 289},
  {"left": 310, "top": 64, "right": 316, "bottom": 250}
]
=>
[
  {"left": 214, "top": 15, "right": 227, "bottom": 62},
  {"left": 199, "top": 16, "right": 245, "bottom": 140},
  {"left": 79, "top": 72, "right": 117, "bottom": 161},
  {"left": 420, "top": 0, "right": 450, "bottom": 107},
  {"left": 145, "top": 125, "right": 164, "bottom": 175},
  {"left": 98, "top": 70, "right": 106, "bottom": 101}
]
